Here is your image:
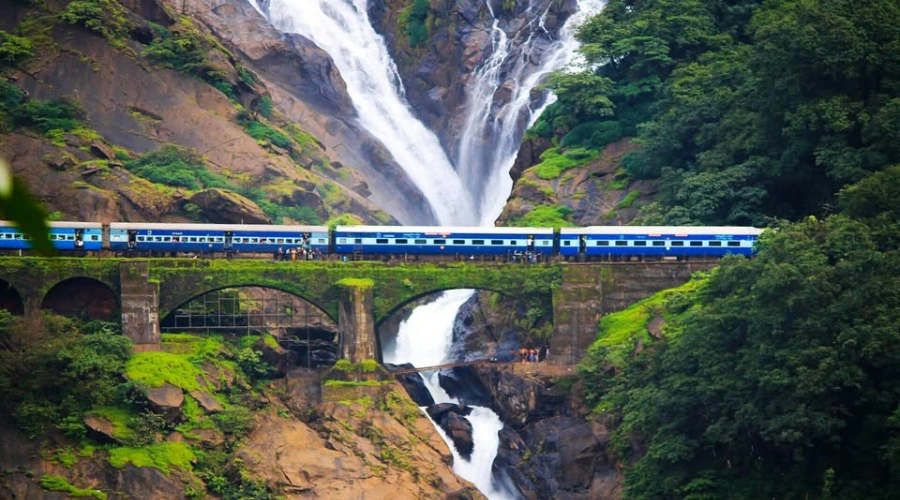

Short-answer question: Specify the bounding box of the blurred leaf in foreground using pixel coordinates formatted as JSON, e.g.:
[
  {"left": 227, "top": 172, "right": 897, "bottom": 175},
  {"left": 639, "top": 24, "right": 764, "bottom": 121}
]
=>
[{"left": 0, "top": 157, "right": 53, "bottom": 255}]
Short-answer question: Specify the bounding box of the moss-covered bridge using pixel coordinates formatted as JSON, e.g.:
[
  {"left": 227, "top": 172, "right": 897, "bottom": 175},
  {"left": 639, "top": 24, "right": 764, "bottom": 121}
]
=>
[{"left": 0, "top": 258, "right": 715, "bottom": 364}]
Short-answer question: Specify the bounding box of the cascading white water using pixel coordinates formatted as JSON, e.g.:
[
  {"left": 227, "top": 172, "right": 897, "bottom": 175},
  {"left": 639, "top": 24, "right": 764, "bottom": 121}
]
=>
[
  {"left": 456, "top": 0, "right": 608, "bottom": 224},
  {"left": 261, "top": 0, "right": 476, "bottom": 226},
  {"left": 383, "top": 290, "right": 515, "bottom": 499},
  {"left": 253, "top": 0, "right": 603, "bottom": 498}
]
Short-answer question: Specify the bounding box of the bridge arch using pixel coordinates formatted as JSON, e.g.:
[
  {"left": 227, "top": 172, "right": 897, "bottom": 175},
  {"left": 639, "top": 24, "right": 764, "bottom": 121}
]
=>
[
  {"left": 0, "top": 279, "right": 24, "bottom": 315},
  {"left": 162, "top": 284, "right": 337, "bottom": 328},
  {"left": 376, "top": 285, "right": 538, "bottom": 328},
  {"left": 41, "top": 277, "right": 119, "bottom": 321}
]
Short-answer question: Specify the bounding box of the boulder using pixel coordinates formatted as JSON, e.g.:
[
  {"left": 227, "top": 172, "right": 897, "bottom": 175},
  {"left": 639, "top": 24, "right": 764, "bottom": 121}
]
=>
[
  {"left": 441, "top": 412, "right": 474, "bottom": 460},
  {"left": 385, "top": 364, "right": 434, "bottom": 406},
  {"left": 426, "top": 403, "right": 474, "bottom": 460},
  {"left": 438, "top": 367, "right": 492, "bottom": 406},
  {"left": 189, "top": 390, "right": 224, "bottom": 413},
  {"left": 84, "top": 415, "right": 121, "bottom": 444},
  {"left": 145, "top": 384, "right": 184, "bottom": 419},
  {"left": 188, "top": 188, "right": 271, "bottom": 224},
  {"left": 89, "top": 140, "right": 116, "bottom": 160},
  {"left": 252, "top": 337, "right": 297, "bottom": 377}
]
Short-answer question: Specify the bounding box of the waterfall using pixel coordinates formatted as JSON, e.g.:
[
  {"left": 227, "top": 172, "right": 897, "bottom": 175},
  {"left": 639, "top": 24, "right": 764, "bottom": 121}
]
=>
[
  {"left": 253, "top": 0, "right": 603, "bottom": 498},
  {"left": 260, "top": 0, "right": 476, "bottom": 226}
]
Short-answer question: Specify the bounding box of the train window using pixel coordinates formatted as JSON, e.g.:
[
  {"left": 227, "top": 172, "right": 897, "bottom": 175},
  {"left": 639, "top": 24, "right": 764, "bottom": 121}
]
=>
[
  {"left": 634, "top": 241, "right": 647, "bottom": 246},
  {"left": 652, "top": 241, "right": 665, "bottom": 246},
  {"left": 250, "top": 238, "right": 258, "bottom": 243},
  {"left": 396, "top": 239, "right": 408, "bottom": 244},
  {"left": 67, "top": 235, "right": 74, "bottom": 240},
  {"left": 563, "top": 241, "right": 571, "bottom": 246},
  {"left": 276, "top": 238, "right": 284, "bottom": 244},
  {"left": 317, "top": 239, "right": 326, "bottom": 244},
  {"left": 199, "top": 237, "right": 207, "bottom": 242},
  {"left": 189, "top": 237, "right": 197, "bottom": 242},
  {"left": 615, "top": 241, "right": 628, "bottom": 246},
  {"left": 414, "top": 239, "right": 426, "bottom": 244},
  {"left": 216, "top": 238, "right": 224, "bottom": 243},
  {"left": 50, "top": 235, "right": 57, "bottom": 240},
  {"left": 434, "top": 239, "right": 446, "bottom": 244},
  {"left": 541, "top": 240, "right": 550, "bottom": 245},
  {"left": 137, "top": 236, "right": 145, "bottom": 242},
  {"left": 453, "top": 239, "right": 465, "bottom": 245},
  {"left": 727, "top": 241, "right": 741, "bottom": 247},
  {"left": 354, "top": 238, "right": 362, "bottom": 244},
  {"left": 472, "top": 240, "right": 485, "bottom": 245},
  {"left": 376, "top": 238, "right": 389, "bottom": 244},
  {"left": 597, "top": 241, "right": 609, "bottom": 246},
  {"left": 3, "top": 234, "right": 9, "bottom": 239},
  {"left": 709, "top": 241, "right": 722, "bottom": 247},
  {"left": 511, "top": 241, "right": 519, "bottom": 245},
  {"left": 690, "top": 241, "right": 703, "bottom": 247},
  {"left": 155, "top": 237, "right": 163, "bottom": 242},
  {"left": 671, "top": 241, "right": 684, "bottom": 247},
  {"left": 491, "top": 240, "right": 504, "bottom": 245},
  {"left": 91, "top": 235, "right": 98, "bottom": 241},
  {"left": 338, "top": 238, "right": 347, "bottom": 244},
  {"left": 163, "top": 237, "right": 171, "bottom": 242}
]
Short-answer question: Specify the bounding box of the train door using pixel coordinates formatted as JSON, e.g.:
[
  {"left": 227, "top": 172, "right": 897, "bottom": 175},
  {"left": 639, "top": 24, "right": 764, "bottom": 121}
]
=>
[
  {"left": 224, "top": 231, "right": 234, "bottom": 250},
  {"left": 579, "top": 235, "right": 587, "bottom": 254},
  {"left": 527, "top": 235, "right": 535, "bottom": 253},
  {"left": 74, "top": 229, "right": 84, "bottom": 250},
  {"left": 127, "top": 230, "right": 137, "bottom": 251}
]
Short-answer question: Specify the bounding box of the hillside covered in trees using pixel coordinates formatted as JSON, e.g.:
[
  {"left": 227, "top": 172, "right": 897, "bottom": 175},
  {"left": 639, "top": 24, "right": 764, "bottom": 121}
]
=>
[{"left": 535, "top": 0, "right": 900, "bottom": 226}]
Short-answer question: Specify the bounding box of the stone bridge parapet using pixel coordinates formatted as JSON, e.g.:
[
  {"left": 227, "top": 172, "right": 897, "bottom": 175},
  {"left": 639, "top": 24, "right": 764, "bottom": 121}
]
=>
[{"left": 0, "top": 258, "right": 716, "bottom": 364}]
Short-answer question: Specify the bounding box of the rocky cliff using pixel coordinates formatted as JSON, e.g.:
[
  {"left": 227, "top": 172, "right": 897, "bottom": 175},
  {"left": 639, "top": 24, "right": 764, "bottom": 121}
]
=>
[
  {"left": 368, "top": 0, "right": 576, "bottom": 158},
  {"left": 0, "top": 0, "right": 432, "bottom": 224}
]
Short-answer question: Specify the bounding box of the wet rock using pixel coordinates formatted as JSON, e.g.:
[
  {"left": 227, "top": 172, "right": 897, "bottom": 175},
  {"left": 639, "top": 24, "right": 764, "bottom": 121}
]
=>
[
  {"left": 385, "top": 363, "right": 435, "bottom": 406},
  {"left": 84, "top": 415, "right": 121, "bottom": 444},
  {"left": 426, "top": 403, "right": 474, "bottom": 459},
  {"left": 439, "top": 366, "right": 492, "bottom": 406},
  {"left": 189, "top": 390, "right": 224, "bottom": 413},
  {"left": 479, "top": 369, "right": 541, "bottom": 427},
  {"left": 189, "top": 188, "right": 271, "bottom": 224},
  {"left": 145, "top": 384, "right": 184, "bottom": 419}
]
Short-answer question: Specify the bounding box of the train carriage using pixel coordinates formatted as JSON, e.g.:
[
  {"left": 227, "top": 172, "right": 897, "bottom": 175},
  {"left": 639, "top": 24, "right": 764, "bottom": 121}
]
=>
[
  {"left": 109, "top": 223, "right": 329, "bottom": 254},
  {"left": 0, "top": 221, "right": 103, "bottom": 251},
  {"left": 559, "top": 226, "right": 764, "bottom": 258},
  {"left": 334, "top": 226, "right": 555, "bottom": 256}
]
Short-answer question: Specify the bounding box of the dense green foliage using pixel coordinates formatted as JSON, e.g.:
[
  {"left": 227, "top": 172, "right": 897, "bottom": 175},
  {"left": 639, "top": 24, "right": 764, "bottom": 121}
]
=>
[
  {"left": 60, "top": 0, "right": 131, "bottom": 45},
  {"left": 0, "top": 316, "right": 132, "bottom": 438},
  {"left": 40, "top": 475, "right": 107, "bottom": 499},
  {"left": 539, "top": 0, "right": 900, "bottom": 225},
  {"left": 583, "top": 168, "right": 900, "bottom": 498},
  {"left": 123, "top": 144, "right": 231, "bottom": 191},
  {"left": 399, "top": 0, "right": 430, "bottom": 48},
  {"left": 0, "top": 30, "right": 34, "bottom": 65}
]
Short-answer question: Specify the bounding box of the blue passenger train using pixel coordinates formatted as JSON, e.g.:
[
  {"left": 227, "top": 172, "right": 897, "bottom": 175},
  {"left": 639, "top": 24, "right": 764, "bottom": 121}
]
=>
[{"left": 0, "top": 220, "right": 765, "bottom": 260}]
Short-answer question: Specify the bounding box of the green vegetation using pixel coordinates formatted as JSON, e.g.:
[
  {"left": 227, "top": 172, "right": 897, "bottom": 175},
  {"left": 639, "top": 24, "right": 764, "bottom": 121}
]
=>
[
  {"left": 60, "top": 0, "right": 131, "bottom": 46},
  {"left": 398, "top": 0, "right": 430, "bottom": 48},
  {"left": 125, "top": 351, "right": 204, "bottom": 392},
  {"left": 530, "top": 147, "right": 598, "bottom": 180},
  {"left": 583, "top": 167, "right": 900, "bottom": 498},
  {"left": 336, "top": 278, "right": 375, "bottom": 289},
  {"left": 123, "top": 144, "right": 231, "bottom": 191},
  {"left": 39, "top": 475, "right": 107, "bottom": 499},
  {"left": 242, "top": 119, "right": 291, "bottom": 149},
  {"left": 507, "top": 204, "right": 574, "bottom": 228},
  {"left": 0, "top": 30, "right": 34, "bottom": 66},
  {"left": 614, "top": 190, "right": 640, "bottom": 210},
  {"left": 539, "top": 0, "right": 900, "bottom": 225},
  {"left": 108, "top": 442, "right": 195, "bottom": 475},
  {"left": 0, "top": 317, "right": 132, "bottom": 438},
  {"left": 142, "top": 18, "right": 236, "bottom": 99}
]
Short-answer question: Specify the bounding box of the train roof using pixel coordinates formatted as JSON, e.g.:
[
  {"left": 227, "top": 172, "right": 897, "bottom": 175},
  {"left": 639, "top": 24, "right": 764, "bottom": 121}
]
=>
[
  {"left": 0, "top": 221, "right": 102, "bottom": 229},
  {"left": 109, "top": 222, "right": 328, "bottom": 233},
  {"left": 559, "top": 226, "right": 765, "bottom": 236},
  {"left": 335, "top": 225, "right": 554, "bottom": 235}
]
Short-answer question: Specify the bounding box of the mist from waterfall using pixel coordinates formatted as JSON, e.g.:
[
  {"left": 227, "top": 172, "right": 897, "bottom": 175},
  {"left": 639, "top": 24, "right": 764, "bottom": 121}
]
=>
[
  {"left": 260, "top": 0, "right": 476, "bottom": 226},
  {"left": 253, "top": 0, "right": 603, "bottom": 498}
]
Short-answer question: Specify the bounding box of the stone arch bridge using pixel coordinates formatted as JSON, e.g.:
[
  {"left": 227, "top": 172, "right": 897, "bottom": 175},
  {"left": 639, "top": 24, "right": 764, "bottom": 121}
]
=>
[{"left": 0, "top": 258, "right": 715, "bottom": 364}]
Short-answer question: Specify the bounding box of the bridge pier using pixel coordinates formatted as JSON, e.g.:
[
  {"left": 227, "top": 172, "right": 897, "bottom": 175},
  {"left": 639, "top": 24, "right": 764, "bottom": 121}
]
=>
[
  {"left": 337, "top": 279, "right": 377, "bottom": 363},
  {"left": 119, "top": 262, "right": 159, "bottom": 347}
]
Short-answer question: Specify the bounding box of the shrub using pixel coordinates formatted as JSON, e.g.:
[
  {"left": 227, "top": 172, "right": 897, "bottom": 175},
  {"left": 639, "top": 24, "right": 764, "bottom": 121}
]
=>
[
  {"left": 12, "top": 97, "right": 86, "bottom": 133},
  {"left": 400, "top": 0, "right": 430, "bottom": 47},
  {"left": 243, "top": 120, "right": 291, "bottom": 150},
  {"left": 124, "top": 144, "right": 232, "bottom": 191},
  {"left": 60, "top": 0, "right": 130, "bottom": 43},
  {"left": 235, "top": 348, "right": 273, "bottom": 379},
  {"left": 108, "top": 442, "right": 195, "bottom": 475},
  {"left": 213, "top": 406, "right": 252, "bottom": 436},
  {"left": 531, "top": 147, "right": 599, "bottom": 180},
  {"left": 0, "top": 31, "right": 34, "bottom": 66},
  {"left": 508, "top": 204, "right": 574, "bottom": 228},
  {"left": 39, "top": 475, "right": 107, "bottom": 499}
]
